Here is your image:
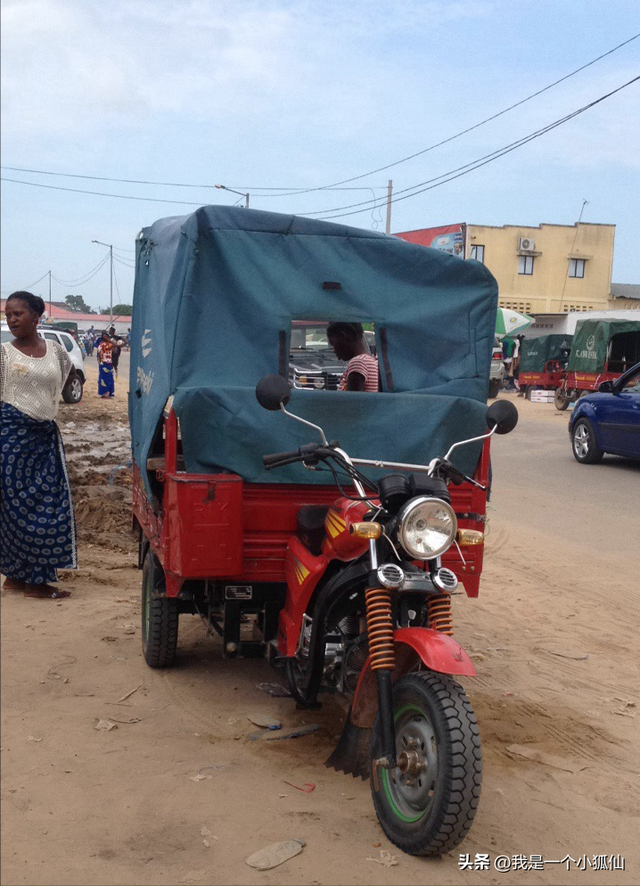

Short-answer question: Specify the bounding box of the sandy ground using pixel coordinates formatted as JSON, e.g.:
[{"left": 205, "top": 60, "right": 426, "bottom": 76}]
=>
[{"left": 1, "top": 356, "right": 639, "bottom": 886}]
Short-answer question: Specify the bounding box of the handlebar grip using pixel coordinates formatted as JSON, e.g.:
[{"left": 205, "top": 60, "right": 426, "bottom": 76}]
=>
[{"left": 263, "top": 449, "right": 302, "bottom": 468}]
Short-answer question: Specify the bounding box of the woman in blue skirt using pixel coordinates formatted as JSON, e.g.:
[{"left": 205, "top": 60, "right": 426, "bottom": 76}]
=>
[
  {"left": 1, "top": 291, "right": 77, "bottom": 599},
  {"left": 97, "top": 331, "right": 115, "bottom": 398}
]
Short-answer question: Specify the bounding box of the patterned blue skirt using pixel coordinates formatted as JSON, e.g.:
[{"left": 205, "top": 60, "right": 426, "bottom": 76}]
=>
[
  {"left": 98, "top": 363, "right": 115, "bottom": 396},
  {"left": 0, "top": 402, "right": 77, "bottom": 584}
]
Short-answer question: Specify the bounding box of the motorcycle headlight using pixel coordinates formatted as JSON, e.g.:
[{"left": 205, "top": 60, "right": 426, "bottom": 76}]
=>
[{"left": 397, "top": 496, "right": 458, "bottom": 560}]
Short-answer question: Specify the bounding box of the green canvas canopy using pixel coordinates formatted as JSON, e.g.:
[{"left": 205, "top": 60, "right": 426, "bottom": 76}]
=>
[
  {"left": 129, "top": 206, "right": 499, "bottom": 499},
  {"left": 520, "top": 334, "right": 573, "bottom": 372},
  {"left": 567, "top": 320, "right": 640, "bottom": 373}
]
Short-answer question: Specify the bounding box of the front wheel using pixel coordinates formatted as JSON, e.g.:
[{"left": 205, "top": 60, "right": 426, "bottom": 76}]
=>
[
  {"left": 487, "top": 378, "right": 501, "bottom": 399},
  {"left": 554, "top": 387, "right": 570, "bottom": 411},
  {"left": 141, "top": 551, "right": 178, "bottom": 667},
  {"left": 370, "top": 671, "right": 482, "bottom": 856},
  {"left": 572, "top": 417, "right": 604, "bottom": 464}
]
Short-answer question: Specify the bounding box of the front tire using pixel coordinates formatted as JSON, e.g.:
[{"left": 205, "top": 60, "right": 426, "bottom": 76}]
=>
[
  {"left": 554, "top": 387, "right": 570, "bottom": 411},
  {"left": 370, "top": 672, "right": 482, "bottom": 856},
  {"left": 572, "top": 417, "right": 603, "bottom": 464},
  {"left": 62, "top": 376, "right": 84, "bottom": 404},
  {"left": 488, "top": 378, "right": 501, "bottom": 399},
  {"left": 141, "top": 551, "right": 178, "bottom": 667}
]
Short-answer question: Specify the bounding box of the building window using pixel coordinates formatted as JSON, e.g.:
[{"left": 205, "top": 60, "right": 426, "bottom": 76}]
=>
[
  {"left": 470, "top": 244, "right": 485, "bottom": 263},
  {"left": 518, "top": 255, "right": 534, "bottom": 275},
  {"left": 568, "top": 258, "right": 585, "bottom": 278}
]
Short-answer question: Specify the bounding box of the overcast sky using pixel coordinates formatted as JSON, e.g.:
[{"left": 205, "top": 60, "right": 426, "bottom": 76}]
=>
[{"left": 1, "top": 0, "right": 639, "bottom": 312}]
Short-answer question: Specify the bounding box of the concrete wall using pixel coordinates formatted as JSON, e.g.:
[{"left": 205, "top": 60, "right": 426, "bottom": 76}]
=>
[{"left": 467, "top": 222, "right": 615, "bottom": 314}]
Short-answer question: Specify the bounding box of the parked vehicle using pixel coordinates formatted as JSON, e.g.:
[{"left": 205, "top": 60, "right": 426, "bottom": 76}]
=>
[
  {"left": 569, "top": 361, "right": 640, "bottom": 463},
  {"left": 44, "top": 319, "right": 80, "bottom": 340},
  {"left": 1, "top": 323, "right": 85, "bottom": 403},
  {"left": 129, "top": 205, "right": 505, "bottom": 857},
  {"left": 489, "top": 335, "right": 505, "bottom": 398},
  {"left": 555, "top": 319, "right": 640, "bottom": 411},
  {"left": 518, "top": 334, "right": 572, "bottom": 399},
  {"left": 289, "top": 320, "right": 347, "bottom": 390}
]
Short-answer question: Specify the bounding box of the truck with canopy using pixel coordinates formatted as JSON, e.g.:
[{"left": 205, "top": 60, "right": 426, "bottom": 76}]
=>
[
  {"left": 518, "top": 333, "right": 572, "bottom": 399},
  {"left": 554, "top": 318, "right": 640, "bottom": 410}
]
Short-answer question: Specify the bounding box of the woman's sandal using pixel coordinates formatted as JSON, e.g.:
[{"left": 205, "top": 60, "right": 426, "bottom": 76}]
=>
[{"left": 24, "top": 585, "right": 71, "bottom": 599}]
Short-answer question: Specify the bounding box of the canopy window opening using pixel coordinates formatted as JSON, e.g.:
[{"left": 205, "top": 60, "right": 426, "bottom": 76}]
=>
[
  {"left": 607, "top": 331, "right": 640, "bottom": 374},
  {"left": 288, "top": 321, "right": 380, "bottom": 393}
]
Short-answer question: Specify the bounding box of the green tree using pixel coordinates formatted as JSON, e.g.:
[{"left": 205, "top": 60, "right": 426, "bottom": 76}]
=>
[
  {"left": 111, "top": 304, "right": 133, "bottom": 315},
  {"left": 65, "top": 294, "right": 95, "bottom": 313}
]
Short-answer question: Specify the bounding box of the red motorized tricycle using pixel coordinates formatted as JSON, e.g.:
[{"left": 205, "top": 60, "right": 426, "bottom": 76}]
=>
[
  {"left": 129, "top": 205, "right": 516, "bottom": 856},
  {"left": 518, "top": 334, "right": 572, "bottom": 400},
  {"left": 554, "top": 319, "right": 640, "bottom": 410}
]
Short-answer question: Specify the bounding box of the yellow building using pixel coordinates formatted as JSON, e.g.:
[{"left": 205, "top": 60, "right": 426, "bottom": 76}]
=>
[
  {"left": 466, "top": 222, "right": 614, "bottom": 313},
  {"left": 395, "top": 222, "right": 629, "bottom": 313}
]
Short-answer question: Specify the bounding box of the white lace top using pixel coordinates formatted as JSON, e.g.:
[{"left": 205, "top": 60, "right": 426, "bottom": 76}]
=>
[{"left": 0, "top": 340, "right": 72, "bottom": 421}]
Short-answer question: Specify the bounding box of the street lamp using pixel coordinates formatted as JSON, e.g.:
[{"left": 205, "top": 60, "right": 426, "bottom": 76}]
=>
[
  {"left": 91, "top": 240, "right": 113, "bottom": 322},
  {"left": 215, "top": 184, "right": 249, "bottom": 208}
]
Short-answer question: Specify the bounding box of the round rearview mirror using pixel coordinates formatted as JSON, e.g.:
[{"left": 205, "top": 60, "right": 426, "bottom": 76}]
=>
[
  {"left": 256, "top": 374, "right": 291, "bottom": 411},
  {"left": 486, "top": 400, "right": 518, "bottom": 435}
]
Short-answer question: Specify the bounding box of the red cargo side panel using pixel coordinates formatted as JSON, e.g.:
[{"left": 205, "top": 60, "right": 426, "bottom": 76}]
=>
[{"left": 163, "top": 474, "right": 244, "bottom": 577}]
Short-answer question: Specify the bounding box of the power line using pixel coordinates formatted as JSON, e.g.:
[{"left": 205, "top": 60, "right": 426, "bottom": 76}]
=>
[
  {"left": 52, "top": 254, "right": 109, "bottom": 287},
  {"left": 305, "top": 75, "right": 640, "bottom": 219},
  {"left": 285, "top": 32, "right": 640, "bottom": 194},
  {"left": 1, "top": 76, "right": 637, "bottom": 221},
  {"left": 1, "top": 33, "right": 637, "bottom": 198},
  {"left": 17, "top": 271, "right": 50, "bottom": 292},
  {"left": 0, "top": 177, "right": 204, "bottom": 206},
  {"left": 114, "top": 255, "right": 136, "bottom": 269},
  {"left": 0, "top": 166, "right": 384, "bottom": 193}
]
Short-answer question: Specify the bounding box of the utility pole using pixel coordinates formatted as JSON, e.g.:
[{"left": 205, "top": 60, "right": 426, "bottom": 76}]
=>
[
  {"left": 215, "top": 184, "right": 250, "bottom": 207},
  {"left": 48, "top": 270, "right": 52, "bottom": 318},
  {"left": 385, "top": 180, "right": 393, "bottom": 234},
  {"left": 91, "top": 240, "right": 114, "bottom": 321},
  {"left": 108, "top": 245, "right": 113, "bottom": 322}
]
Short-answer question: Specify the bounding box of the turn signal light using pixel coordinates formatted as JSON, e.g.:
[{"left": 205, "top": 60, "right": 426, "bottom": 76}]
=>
[
  {"left": 457, "top": 529, "right": 484, "bottom": 546},
  {"left": 350, "top": 522, "right": 383, "bottom": 539}
]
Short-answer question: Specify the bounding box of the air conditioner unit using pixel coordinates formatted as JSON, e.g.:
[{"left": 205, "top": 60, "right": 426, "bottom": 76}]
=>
[{"left": 519, "top": 237, "right": 535, "bottom": 252}]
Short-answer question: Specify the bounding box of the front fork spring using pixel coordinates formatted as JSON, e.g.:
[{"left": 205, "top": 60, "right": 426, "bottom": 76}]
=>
[
  {"left": 427, "top": 593, "right": 454, "bottom": 635},
  {"left": 364, "top": 586, "right": 395, "bottom": 671}
]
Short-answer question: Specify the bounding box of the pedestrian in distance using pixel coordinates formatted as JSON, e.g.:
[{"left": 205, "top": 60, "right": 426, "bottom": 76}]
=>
[
  {"left": 96, "top": 331, "right": 115, "bottom": 398},
  {"left": 0, "top": 291, "right": 77, "bottom": 599},
  {"left": 111, "top": 337, "right": 124, "bottom": 378}
]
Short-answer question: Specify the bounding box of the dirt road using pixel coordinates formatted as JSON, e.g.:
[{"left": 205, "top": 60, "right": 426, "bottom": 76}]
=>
[{"left": 1, "top": 359, "right": 638, "bottom": 886}]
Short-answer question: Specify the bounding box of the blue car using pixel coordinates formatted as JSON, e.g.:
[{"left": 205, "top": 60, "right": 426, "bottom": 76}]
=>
[{"left": 569, "top": 361, "right": 640, "bottom": 463}]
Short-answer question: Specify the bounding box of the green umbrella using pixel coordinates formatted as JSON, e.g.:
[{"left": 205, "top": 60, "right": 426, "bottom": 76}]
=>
[{"left": 495, "top": 308, "right": 534, "bottom": 336}]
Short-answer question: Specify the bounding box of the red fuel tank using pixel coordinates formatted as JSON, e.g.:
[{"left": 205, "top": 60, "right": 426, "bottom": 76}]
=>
[{"left": 322, "top": 498, "right": 371, "bottom": 561}]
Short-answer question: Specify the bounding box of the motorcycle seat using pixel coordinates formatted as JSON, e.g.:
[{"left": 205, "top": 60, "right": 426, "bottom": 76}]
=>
[{"left": 297, "top": 505, "right": 330, "bottom": 556}]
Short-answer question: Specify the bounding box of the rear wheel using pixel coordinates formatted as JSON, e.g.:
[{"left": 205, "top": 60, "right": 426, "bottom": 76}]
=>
[
  {"left": 572, "top": 417, "right": 603, "bottom": 464},
  {"left": 524, "top": 385, "right": 535, "bottom": 400},
  {"left": 141, "top": 551, "right": 178, "bottom": 667},
  {"left": 370, "top": 672, "right": 482, "bottom": 856},
  {"left": 554, "top": 387, "right": 570, "bottom": 411}
]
